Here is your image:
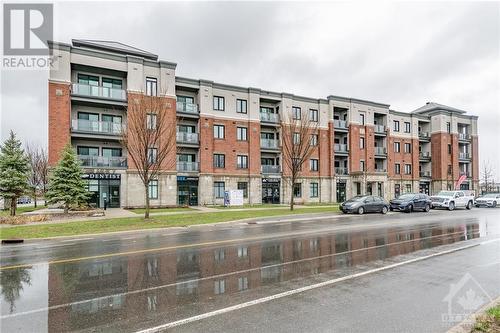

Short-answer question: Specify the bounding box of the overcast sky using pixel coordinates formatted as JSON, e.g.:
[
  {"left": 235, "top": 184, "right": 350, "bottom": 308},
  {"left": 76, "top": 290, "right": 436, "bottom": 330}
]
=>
[{"left": 1, "top": 1, "right": 499, "bottom": 179}]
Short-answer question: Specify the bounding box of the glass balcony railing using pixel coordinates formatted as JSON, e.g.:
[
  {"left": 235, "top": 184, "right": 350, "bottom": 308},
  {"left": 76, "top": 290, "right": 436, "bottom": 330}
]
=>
[
  {"left": 261, "top": 138, "right": 279, "bottom": 149},
  {"left": 72, "top": 119, "right": 124, "bottom": 135},
  {"left": 72, "top": 83, "right": 126, "bottom": 101},
  {"left": 374, "top": 124, "right": 386, "bottom": 133},
  {"left": 374, "top": 147, "right": 387, "bottom": 155},
  {"left": 419, "top": 131, "right": 430, "bottom": 139},
  {"left": 335, "top": 167, "right": 348, "bottom": 175},
  {"left": 334, "top": 119, "right": 348, "bottom": 129},
  {"left": 176, "top": 102, "right": 199, "bottom": 114},
  {"left": 334, "top": 143, "right": 348, "bottom": 152},
  {"left": 261, "top": 165, "right": 280, "bottom": 174},
  {"left": 78, "top": 155, "right": 127, "bottom": 168},
  {"left": 459, "top": 133, "right": 471, "bottom": 141},
  {"left": 420, "top": 171, "right": 431, "bottom": 178},
  {"left": 375, "top": 168, "right": 387, "bottom": 173},
  {"left": 177, "top": 161, "right": 199, "bottom": 172},
  {"left": 176, "top": 132, "right": 199, "bottom": 144},
  {"left": 419, "top": 152, "right": 431, "bottom": 159},
  {"left": 260, "top": 112, "right": 279, "bottom": 123},
  {"left": 459, "top": 152, "right": 471, "bottom": 160}
]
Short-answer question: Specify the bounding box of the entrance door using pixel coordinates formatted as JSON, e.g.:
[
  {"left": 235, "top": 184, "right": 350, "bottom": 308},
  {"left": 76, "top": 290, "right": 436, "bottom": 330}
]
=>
[
  {"left": 109, "top": 185, "right": 120, "bottom": 208},
  {"left": 262, "top": 181, "right": 280, "bottom": 204},
  {"left": 336, "top": 182, "right": 346, "bottom": 203},
  {"left": 419, "top": 183, "right": 430, "bottom": 195},
  {"left": 189, "top": 186, "right": 198, "bottom": 206}
]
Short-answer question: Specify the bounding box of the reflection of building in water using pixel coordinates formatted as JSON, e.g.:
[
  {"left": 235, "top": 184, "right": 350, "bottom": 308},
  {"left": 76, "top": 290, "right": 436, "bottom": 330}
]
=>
[{"left": 47, "top": 223, "right": 480, "bottom": 331}]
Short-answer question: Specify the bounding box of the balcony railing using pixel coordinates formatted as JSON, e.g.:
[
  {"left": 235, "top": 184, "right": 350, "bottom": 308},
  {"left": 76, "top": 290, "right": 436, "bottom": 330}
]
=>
[
  {"left": 419, "top": 132, "right": 430, "bottom": 139},
  {"left": 374, "top": 124, "right": 386, "bottom": 134},
  {"left": 334, "top": 143, "right": 348, "bottom": 152},
  {"left": 375, "top": 168, "right": 387, "bottom": 173},
  {"left": 459, "top": 133, "right": 471, "bottom": 141},
  {"left": 459, "top": 152, "right": 471, "bottom": 160},
  {"left": 261, "top": 165, "right": 280, "bottom": 174},
  {"left": 176, "top": 132, "right": 199, "bottom": 144},
  {"left": 72, "top": 119, "right": 124, "bottom": 135},
  {"left": 334, "top": 119, "right": 348, "bottom": 129},
  {"left": 176, "top": 102, "right": 199, "bottom": 114},
  {"left": 420, "top": 171, "right": 431, "bottom": 178},
  {"left": 78, "top": 155, "right": 127, "bottom": 168},
  {"left": 374, "top": 147, "right": 387, "bottom": 155},
  {"left": 419, "top": 151, "right": 431, "bottom": 159},
  {"left": 72, "top": 83, "right": 126, "bottom": 101},
  {"left": 260, "top": 112, "right": 279, "bottom": 123},
  {"left": 335, "top": 167, "right": 348, "bottom": 175},
  {"left": 261, "top": 138, "right": 279, "bottom": 149},
  {"left": 177, "top": 161, "right": 199, "bottom": 172}
]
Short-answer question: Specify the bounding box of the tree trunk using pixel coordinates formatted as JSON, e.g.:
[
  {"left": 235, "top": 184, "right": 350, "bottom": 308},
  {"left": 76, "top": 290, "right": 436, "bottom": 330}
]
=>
[
  {"left": 290, "top": 176, "right": 295, "bottom": 211},
  {"left": 144, "top": 185, "right": 150, "bottom": 219},
  {"left": 33, "top": 192, "right": 37, "bottom": 208},
  {"left": 10, "top": 199, "right": 16, "bottom": 216},
  {"left": 64, "top": 203, "right": 69, "bottom": 214}
]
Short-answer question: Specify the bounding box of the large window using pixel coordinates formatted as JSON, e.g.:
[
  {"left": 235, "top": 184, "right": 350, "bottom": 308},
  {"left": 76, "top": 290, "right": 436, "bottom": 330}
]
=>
[
  {"left": 310, "top": 134, "right": 318, "bottom": 146},
  {"left": 213, "top": 154, "right": 225, "bottom": 168},
  {"left": 394, "top": 142, "right": 401, "bottom": 153},
  {"left": 237, "top": 155, "right": 248, "bottom": 169},
  {"left": 310, "top": 183, "right": 319, "bottom": 198},
  {"left": 404, "top": 122, "right": 411, "bottom": 133},
  {"left": 147, "top": 113, "right": 157, "bottom": 130},
  {"left": 148, "top": 180, "right": 158, "bottom": 199},
  {"left": 293, "top": 183, "right": 302, "bottom": 198},
  {"left": 148, "top": 148, "right": 158, "bottom": 164},
  {"left": 292, "top": 106, "right": 301, "bottom": 120},
  {"left": 310, "top": 159, "right": 319, "bottom": 171},
  {"left": 214, "top": 181, "right": 225, "bottom": 198},
  {"left": 404, "top": 164, "right": 412, "bottom": 175},
  {"left": 393, "top": 120, "right": 400, "bottom": 132},
  {"left": 237, "top": 99, "right": 247, "bottom": 114},
  {"left": 237, "top": 182, "right": 248, "bottom": 198},
  {"left": 309, "top": 109, "right": 318, "bottom": 122},
  {"left": 404, "top": 143, "right": 412, "bottom": 153},
  {"left": 395, "top": 163, "right": 401, "bottom": 174},
  {"left": 213, "top": 96, "right": 225, "bottom": 111},
  {"left": 77, "top": 146, "right": 99, "bottom": 156},
  {"left": 214, "top": 125, "right": 225, "bottom": 139},
  {"left": 146, "top": 77, "right": 157, "bottom": 96},
  {"left": 102, "top": 78, "right": 122, "bottom": 98},
  {"left": 237, "top": 127, "right": 247, "bottom": 141}
]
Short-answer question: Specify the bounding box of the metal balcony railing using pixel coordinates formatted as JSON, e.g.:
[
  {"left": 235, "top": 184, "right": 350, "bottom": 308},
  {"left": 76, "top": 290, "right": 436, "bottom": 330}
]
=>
[
  {"left": 260, "top": 112, "right": 279, "bottom": 123},
  {"left": 78, "top": 155, "right": 127, "bottom": 168},
  {"left": 177, "top": 161, "right": 199, "bottom": 172},
  {"left": 176, "top": 132, "right": 199, "bottom": 144},
  {"left": 261, "top": 138, "right": 279, "bottom": 149},
  {"left": 334, "top": 143, "right": 348, "bottom": 152},
  {"left": 459, "top": 133, "right": 471, "bottom": 141},
  {"left": 72, "top": 83, "right": 126, "bottom": 101},
  {"left": 261, "top": 165, "right": 280, "bottom": 174},
  {"left": 176, "top": 102, "right": 199, "bottom": 114},
  {"left": 374, "top": 124, "right": 386, "bottom": 133},
  {"left": 72, "top": 119, "right": 124, "bottom": 135},
  {"left": 374, "top": 147, "right": 387, "bottom": 155},
  {"left": 419, "top": 151, "right": 431, "bottom": 159},
  {"left": 420, "top": 171, "right": 431, "bottom": 178},
  {"left": 459, "top": 152, "right": 471, "bottom": 160},
  {"left": 335, "top": 167, "right": 348, "bottom": 175},
  {"left": 334, "top": 119, "right": 348, "bottom": 129}
]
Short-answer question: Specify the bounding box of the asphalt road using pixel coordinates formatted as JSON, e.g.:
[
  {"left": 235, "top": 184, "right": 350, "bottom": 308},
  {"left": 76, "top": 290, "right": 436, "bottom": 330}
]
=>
[{"left": 1, "top": 208, "right": 499, "bottom": 332}]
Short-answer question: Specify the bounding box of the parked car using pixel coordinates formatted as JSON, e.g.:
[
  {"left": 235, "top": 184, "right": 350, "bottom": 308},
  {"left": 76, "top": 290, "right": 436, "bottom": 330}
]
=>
[
  {"left": 475, "top": 193, "right": 500, "bottom": 208},
  {"left": 340, "top": 195, "right": 389, "bottom": 215},
  {"left": 430, "top": 190, "right": 474, "bottom": 211},
  {"left": 17, "top": 196, "right": 32, "bottom": 204},
  {"left": 389, "top": 193, "right": 432, "bottom": 213}
]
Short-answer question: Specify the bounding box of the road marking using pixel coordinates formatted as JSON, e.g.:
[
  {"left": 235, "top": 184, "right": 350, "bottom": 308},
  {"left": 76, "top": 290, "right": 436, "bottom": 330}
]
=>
[{"left": 135, "top": 243, "right": 480, "bottom": 333}]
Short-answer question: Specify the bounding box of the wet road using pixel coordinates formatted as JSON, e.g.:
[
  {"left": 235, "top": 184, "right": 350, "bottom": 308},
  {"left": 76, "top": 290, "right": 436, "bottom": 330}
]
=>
[{"left": 1, "top": 208, "right": 499, "bottom": 332}]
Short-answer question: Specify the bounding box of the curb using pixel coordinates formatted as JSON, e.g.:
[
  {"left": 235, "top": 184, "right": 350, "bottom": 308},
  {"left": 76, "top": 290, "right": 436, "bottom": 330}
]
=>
[{"left": 447, "top": 296, "right": 500, "bottom": 333}]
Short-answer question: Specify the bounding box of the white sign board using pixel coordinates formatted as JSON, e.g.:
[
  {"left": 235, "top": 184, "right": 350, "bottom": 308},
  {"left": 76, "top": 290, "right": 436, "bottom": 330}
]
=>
[{"left": 224, "top": 190, "right": 244, "bottom": 206}]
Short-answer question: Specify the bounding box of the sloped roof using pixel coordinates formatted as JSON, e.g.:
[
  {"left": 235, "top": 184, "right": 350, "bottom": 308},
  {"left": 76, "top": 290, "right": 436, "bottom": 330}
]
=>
[
  {"left": 412, "top": 102, "right": 467, "bottom": 114},
  {"left": 72, "top": 39, "right": 158, "bottom": 60}
]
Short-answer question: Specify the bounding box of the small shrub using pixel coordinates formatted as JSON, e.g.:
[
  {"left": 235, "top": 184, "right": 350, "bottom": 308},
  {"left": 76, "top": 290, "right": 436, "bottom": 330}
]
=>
[{"left": 0, "top": 214, "right": 49, "bottom": 225}]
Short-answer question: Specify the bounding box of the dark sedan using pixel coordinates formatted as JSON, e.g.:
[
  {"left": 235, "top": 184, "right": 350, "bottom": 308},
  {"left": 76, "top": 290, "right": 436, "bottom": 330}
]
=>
[
  {"left": 390, "top": 193, "right": 432, "bottom": 213},
  {"left": 340, "top": 195, "right": 389, "bottom": 215}
]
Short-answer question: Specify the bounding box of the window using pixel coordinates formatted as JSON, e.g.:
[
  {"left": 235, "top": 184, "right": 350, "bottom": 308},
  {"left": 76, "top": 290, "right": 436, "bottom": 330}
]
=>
[
  {"left": 393, "top": 120, "right": 400, "bottom": 132},
  {"left": 237, "top": 127, "right": 247, "bottom": 141},
  {"left": 406, "top": 184, "right": 412, "bottom": 193},
  {"left": 448, "top": 144, "right": 452, "bottom": 154},
  {"left": 214, "top": 125, "right": 225, "bottom": 139},
  {"left": 214, "top": 280, "right": 225, "bottom": 295},
  {"left": 310, "top": 159, "right": 319, "bottom": 171},
  {"left": 292, "top": 106, "right": 301, "bottom": 120},
  {"left": 213, "top": 96, "right": 225, "bottom": 111},
  {"left": 359, "top": 137, "right": 365, "bottom": 149},
  {"left": 360, "top": 160, "right": 365, "bottom": 171},
  {"left": 146, "top": 113, "right": 157, "bottom": 130},
  {"left": 404, "top": 164, "right": 412, "bottom": 175},
  {"left": 310, "top": 134, "right": 318, "bottom": 146},
  {"left": 236, "top": 99, "right": 247, "bottom": 113},
  {"left": 148, "top": 180, "right": 158, "bottom": 199},
  {"left": 360, "top": 113, "right": 365, "bottom": 125},
  {"left": 310, "top": 183, "right": 319, "bottom": 198},
  {"left": 293, "top": 132, "right": 300, "bottom": 144},
  {"left": 395, "top": 184, "right": 401, "bottom": 198},
  {"left": 238, "top": 246, "right": 248, "bottom": 258},
  {"left": 214, "top": 181, "right": 225, "bottom": 198},
  {"left": 213, "top": 154, "right": 225, "bottom": 168},
  {"left": 293, "top": 183, "right": 302, "bottom": 198},
  {"left": 102, "top": 148, "right": 122, "bottom": 158},
  {"left": 446, "top": 122, "right": 451, "bottom": 133},
  {"left": 448, "top": 164, "right": 452, "bottom": 175},
  {"left": 238, "top": 276, "right": 248, "bottom": 291},
  {"left": 237, "top": 155, "right": 248, "bottom": 169},
  {"left": 146, "top": 77, "right": 157, "bottom": 96},
  {"left": 394, "top": 142, "right": 401, "bottom": 153},
  {"left": 404, "top": 143, "right": 411, "bottom": 153},
  {"left": 404, "top": 122, "right": 411, "bottom": 133},
  {"left": 148, "top": 148, "right": 157, "bottom": 164},
  {"left": 237, "top": 182, "right": 248, "bottom": 198},
  {"left": 395, "top": 163, "right": 401, "bottom": 174},
  {"left": 309, "top": 109, "right": 318, "bottom": 122}
]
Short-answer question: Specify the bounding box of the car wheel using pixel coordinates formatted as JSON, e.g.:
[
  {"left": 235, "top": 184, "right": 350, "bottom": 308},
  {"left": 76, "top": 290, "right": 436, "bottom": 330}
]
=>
[
  {"left": 448, "top": 202, "right": 455, "bottom": 211},
  {"left": 381, "top": 206, "right": 388, "bottom": 214},
  {"left": 492, "top": 201, "right": 497, "bottom": 208},
  {"left": 406, "top": 204, "right": 413, "bottom": 213},
  {"left": 357, "top": 206, "right": 364, "bottom": 215},
  {"left": 424, "top": 204, "right": 430, "bottom": 212},
  {"left": 466, "top": 201, "right": 473, "bottom": 210}
]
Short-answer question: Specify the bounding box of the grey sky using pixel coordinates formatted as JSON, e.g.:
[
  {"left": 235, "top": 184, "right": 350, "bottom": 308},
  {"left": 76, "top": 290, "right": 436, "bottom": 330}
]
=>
[{"left": 1, "top": 1, "right": 499, "bottom": 179}]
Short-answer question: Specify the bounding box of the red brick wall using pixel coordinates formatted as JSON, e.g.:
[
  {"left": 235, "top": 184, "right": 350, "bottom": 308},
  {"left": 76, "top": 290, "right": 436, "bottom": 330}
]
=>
[
  {"left": 387, "top": 136, "right": 418, "bottom": 179},
  {"left": 348, "top": 124, "right": 363, "bottom": 172},
  {"left": 48, "top": 82, "right": 71, "bottom": 166},
  {"left": 431, "top": 133, "right": 459, "bottom": 181},
  {"left": 471, "top": 136, "right": 479, "bottom": 181},
  {"left": 365, "top": 126, "right": 375, "bottom": 172}
]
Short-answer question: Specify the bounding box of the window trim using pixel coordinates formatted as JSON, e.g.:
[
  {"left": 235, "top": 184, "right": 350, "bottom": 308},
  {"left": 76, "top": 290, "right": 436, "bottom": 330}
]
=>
[
  {"left": 310, "top": 182, "right": 319, "bottom": 198},
  {"left": 309, "top": 109, "right": 318, "bottom": 122},
  {"left": 237, "top": 155, "right": 248, "bottom": 169},
  {"left": 236, "top": 127, "right": 248, "bottom": 141},
  {"left": 213, "top": 154, "right": 225, "bottom": 168},
  {"left": 148, "top": 179, "right": 159, "bottom": 199},
  {"left": 214, "top": 124, "right": 225, "bottom": 139},
  {"left": 292, "top": 106, "right": 302, "bottom": 120},
  {"left": 146, "top": 77, "right": 157, "bottom": 97},
  {"left": 213, "top": 96, "right": 225, "bottom": 111},
  {"left": 236, "top": 99, "right": 247, "bottom": 114},
  {"left": 214, "top": 181, "right": 225, "bottom": 199},
  {"left": 310, "top": 159, "right": 319, "bottom": 172},
  {"left": 393, "top": 120, "right": 400, "bottom": 132}
]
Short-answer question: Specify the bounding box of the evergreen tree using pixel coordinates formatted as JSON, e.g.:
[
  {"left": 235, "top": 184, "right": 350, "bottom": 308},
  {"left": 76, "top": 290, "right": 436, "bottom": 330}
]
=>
[
  {"left": 46, "top": 143, "right": 89, "bottom": 213},
  {"left": 0, "top": 131, "right": 29, "bottom": 216}
]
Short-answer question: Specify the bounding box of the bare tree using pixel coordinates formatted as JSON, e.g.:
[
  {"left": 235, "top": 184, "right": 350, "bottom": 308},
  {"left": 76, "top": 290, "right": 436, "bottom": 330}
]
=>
[
  {"left": 38, "top": 148, "right": 49, "bottom": 205},
  {"left": 280, "top": 108, "right": 319, "bottom": 210},
  {"left": 26, "top": 145, "right": 49, "bottom": 208},
  {"left": 121, "top": 94, "right": 177, "bottom": 219},
  {"left": 481, "top": 161, "right": 495, "bottom": 194}
]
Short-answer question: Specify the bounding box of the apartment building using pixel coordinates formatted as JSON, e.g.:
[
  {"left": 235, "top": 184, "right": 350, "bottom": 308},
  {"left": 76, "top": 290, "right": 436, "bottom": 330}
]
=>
[{"left": 48, "top": 40, "right": 479, "bottom": 208}]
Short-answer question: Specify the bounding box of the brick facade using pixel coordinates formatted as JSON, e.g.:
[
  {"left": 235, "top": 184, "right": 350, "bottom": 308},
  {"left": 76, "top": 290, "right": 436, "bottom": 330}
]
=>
[{"left": 48, "top": 81, "right": 71, "bottom": 166}]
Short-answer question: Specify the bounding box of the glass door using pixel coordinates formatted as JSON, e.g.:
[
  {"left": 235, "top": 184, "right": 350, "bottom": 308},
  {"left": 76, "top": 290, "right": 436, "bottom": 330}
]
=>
[{"left": 109, "top": 185, "right": 120, "bottom": 208}]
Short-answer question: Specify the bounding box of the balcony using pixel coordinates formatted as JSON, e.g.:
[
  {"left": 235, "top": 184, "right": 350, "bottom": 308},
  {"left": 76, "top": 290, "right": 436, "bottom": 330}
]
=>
[
  {"left": 72, "top": 83, "right": 126, "bottom": 101},
  {"left": 458, "top": 133, "right": 471, "bottom": 141},
  {"left": 334, "top": 143, "right": 348, "bottom": 153},
  {"left": 419, "top": 151, "right": 431, "bottom": 160},
  {"left": 176, "top": 102, "right": 199, "bottom": 114},
  {"left": 335, "top": 167, "right": 348, "bottom": 175},
  {"left": 420, "top": 171, "right": 431, "bottom": 178},
  {"left": 261, "top": 165, "right": 280, "bottom": 174},
  {"left": 334, "top": 119, "right": 348, "bottom": 130},
  {"left": 374, "top": 168, "right": 387, "bottom": 173},
  {"left": 177, "top": 161, "right": 199, "bottom": 172},
  {"left": 176, "top": 132, "right": 199, "bottom": 144},
  {"left": 374, "top": 147, "right": 387, "bottom": 156},
  {"left": 374, "top": 125, "right": 386, "bottom": 135},
  {"left": 459, "top": 152, "right": 471, "bottom": 160},
  {"left": 419, "top": 132, "right": 430, "bottom": 141},
  {"left": 72, "top": 119, "right": 124, "bottom": 136},
  {"left": 78, "top": 155, "right": 127, "bottom": 168},
  {"left": 261, "top": 138, "right": 279, "bottom": 150},
  {"left": 460, "top": 171, "right": 471, "bottom": 178},
  {"left": 260, "top": 112, "right": 279, "bottom": 123}
]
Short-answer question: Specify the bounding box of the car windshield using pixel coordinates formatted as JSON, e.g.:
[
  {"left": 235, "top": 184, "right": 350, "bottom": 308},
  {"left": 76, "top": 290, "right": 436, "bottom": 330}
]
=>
[
  {"left": 397, "top": 194, "right": 415, "bottom": 200},
  {"left": 437, "top": 191, "right": 455, "bottom": 197},
  {"left": 348, "top": 196, "right": 367, "bottom": 202},
  {"left": 482, "top": 193, "right": 499, "bottom": 198}
]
